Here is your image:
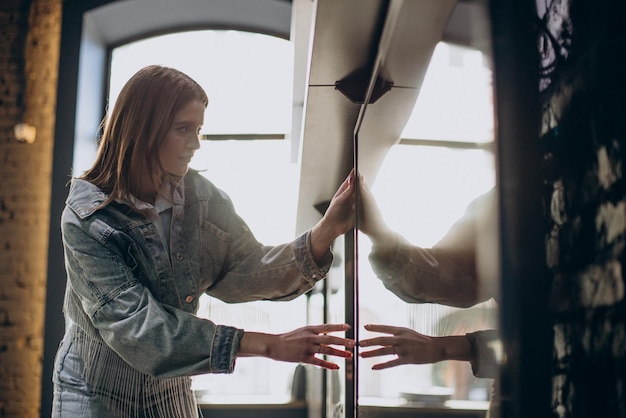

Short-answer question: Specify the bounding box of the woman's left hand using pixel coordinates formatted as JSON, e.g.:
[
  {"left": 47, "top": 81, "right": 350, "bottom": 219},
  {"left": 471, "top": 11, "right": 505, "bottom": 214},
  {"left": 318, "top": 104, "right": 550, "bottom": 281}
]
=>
[{"left": 239, "top": 323, "right": 355, "bottom": 370}]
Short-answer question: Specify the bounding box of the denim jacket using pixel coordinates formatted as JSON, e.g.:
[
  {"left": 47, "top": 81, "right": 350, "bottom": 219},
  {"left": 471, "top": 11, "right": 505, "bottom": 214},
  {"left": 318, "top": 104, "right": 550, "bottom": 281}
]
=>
[{"left": 57, "top": 170, "right": 332, "bottom": 416}]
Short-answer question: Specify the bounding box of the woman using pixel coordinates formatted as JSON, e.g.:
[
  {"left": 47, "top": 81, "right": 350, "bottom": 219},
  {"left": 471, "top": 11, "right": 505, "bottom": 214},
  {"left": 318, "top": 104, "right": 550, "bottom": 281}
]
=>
[{"left": 52, "top": 65, "right": 355, "bottom": 417}]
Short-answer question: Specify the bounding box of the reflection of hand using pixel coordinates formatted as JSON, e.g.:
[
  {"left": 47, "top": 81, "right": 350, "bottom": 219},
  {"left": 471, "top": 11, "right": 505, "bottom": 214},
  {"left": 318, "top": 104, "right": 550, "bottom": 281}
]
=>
[
  {"left": 357, "top": 175, "right": 399, "bottom": 259},
  {"left": 359, "top": 324, "right": 471, "bottom": 370},
  {"left": 239, "top": 324, "right": 355, "bottom": 370},
  {"left": 357, "top": 174, "right": 389, "bottom": 239}
]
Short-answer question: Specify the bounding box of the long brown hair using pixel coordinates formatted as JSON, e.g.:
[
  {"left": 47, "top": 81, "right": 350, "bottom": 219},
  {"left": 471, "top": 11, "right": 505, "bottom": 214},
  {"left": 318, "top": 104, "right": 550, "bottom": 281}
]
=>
[{"left": 81, "top": 65, "right": 208, "bottom": 207}]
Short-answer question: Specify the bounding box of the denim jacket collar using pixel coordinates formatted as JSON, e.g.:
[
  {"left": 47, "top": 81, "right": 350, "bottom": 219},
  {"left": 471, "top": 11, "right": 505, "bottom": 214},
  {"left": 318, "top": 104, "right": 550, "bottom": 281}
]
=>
[
  {"left": 66, "top": 177, "right": 184, "bottom": 219},
  {"left": 66, "top": 179, "right": 109, "bottom": 219}
]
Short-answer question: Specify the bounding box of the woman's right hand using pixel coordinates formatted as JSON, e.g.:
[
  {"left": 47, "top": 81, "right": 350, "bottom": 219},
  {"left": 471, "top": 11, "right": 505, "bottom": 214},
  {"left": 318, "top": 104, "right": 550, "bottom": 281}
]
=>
[{"left": 310, "top": 170, "right": 356, "bottom": 261}]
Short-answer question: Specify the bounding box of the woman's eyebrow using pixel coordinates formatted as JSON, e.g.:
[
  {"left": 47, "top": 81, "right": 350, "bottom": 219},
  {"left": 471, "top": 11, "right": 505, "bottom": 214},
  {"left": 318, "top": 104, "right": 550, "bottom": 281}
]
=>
[{"left": 173, "top": 119, "right": 202, "bottom": 126}]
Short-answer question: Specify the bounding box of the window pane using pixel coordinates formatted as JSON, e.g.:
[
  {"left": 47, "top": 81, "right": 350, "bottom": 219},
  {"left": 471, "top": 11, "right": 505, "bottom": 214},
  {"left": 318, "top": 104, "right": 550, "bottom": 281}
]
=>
[
  {"left": 189, "top": 138, "right": 302, "bottom": 402},
  {"left": 190, "top": 139, "right": 298, "bottom": 244},
  {"left": 110, "top": 30, "right": 294, "bottom": 135}
]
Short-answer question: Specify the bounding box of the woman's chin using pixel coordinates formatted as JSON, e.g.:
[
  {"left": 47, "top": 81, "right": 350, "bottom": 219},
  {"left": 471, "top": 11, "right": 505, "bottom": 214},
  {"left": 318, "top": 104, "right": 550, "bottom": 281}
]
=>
[{"left": 166, "top": 170, "right": 186, "bottom": 180}]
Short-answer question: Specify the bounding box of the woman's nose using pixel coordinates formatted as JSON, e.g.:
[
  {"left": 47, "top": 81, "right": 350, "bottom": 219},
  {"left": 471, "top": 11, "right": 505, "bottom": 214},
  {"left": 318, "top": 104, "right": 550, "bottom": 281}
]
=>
[{"left": 188, "top": 133, "right": 201, "bottom": 150}]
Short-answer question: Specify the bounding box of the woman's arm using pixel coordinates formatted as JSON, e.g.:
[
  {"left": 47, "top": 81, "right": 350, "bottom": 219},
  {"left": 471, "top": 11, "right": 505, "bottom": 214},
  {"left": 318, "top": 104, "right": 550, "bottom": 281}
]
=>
[{"left": 201, "top": 171, "right": 355, "bottom": 303}]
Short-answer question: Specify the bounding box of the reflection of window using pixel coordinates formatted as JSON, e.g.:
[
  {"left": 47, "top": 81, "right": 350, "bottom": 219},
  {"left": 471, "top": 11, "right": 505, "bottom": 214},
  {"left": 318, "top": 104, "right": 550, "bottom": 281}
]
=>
[
  {"left": 358, "top": 42, "right": 496, "bottom": 407},
  {"left": 401, "top": 42, "right": 493, "bottom": 144},
  {"left": 110, "top": 30, "right": 301, "bottom": 404}
]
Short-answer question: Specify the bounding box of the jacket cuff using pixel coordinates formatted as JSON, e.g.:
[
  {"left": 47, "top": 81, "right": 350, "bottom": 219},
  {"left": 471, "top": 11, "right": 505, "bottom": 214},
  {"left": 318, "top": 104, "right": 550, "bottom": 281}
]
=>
[
  {"left": 212, "top": 325, "right": 245, "bottom": 373},
  {"left": 467, "top": 329, "right": 501, "bottom": 379},
  {"left": 295, "top": 231, "right": 333, "bottom": 285}
]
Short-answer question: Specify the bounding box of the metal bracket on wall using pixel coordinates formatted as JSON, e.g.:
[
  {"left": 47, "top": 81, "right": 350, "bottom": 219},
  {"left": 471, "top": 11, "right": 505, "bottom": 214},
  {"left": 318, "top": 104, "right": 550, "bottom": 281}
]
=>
[
  {"left": 335, "top": 67, "right": 394, "bottom": 104},
  {"left": 13, "top": 123, "right": 37, "bottom": 144}
]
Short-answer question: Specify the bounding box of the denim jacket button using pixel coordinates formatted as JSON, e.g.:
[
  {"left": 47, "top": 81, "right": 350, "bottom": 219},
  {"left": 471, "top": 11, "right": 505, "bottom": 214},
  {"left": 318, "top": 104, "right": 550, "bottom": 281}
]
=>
[
  {"left": 176, "top": 253, "right": 184, "bottom": 261},
  {"left": 185, "top": 295, "right": 194, "bottom": 303}
]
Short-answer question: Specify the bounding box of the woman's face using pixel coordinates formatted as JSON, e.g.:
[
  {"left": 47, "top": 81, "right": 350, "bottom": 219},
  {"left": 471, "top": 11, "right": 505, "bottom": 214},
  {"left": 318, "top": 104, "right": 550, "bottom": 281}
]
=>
[{"left": 159, "top": 99, "right": 204, "bottom": 177}]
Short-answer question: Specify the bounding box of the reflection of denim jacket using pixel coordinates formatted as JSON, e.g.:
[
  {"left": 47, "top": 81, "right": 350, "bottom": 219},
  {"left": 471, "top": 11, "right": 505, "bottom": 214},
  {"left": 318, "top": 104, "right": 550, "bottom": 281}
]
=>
[
  {"left": 57, "top": 170, "right": 332, "bottom": 416},
  {"left": 368, "top": 190, "right": 500, "bottom": 379}
]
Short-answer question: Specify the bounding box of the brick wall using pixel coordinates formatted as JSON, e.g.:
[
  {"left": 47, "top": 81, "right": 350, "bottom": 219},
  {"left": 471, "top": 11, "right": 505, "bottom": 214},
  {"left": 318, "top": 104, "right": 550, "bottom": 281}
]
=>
[
  {"left": 0, "top": 0, "right": 61, "bottom": 416},
  {"left": 539, "top": 1, "right": 626, "bottom": 416}
]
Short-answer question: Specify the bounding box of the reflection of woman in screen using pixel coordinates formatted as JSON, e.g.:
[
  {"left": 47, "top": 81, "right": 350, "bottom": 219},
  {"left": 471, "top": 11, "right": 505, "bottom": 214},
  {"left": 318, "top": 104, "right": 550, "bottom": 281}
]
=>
[{"left": 357, "top": 177, "right": 500, "bottom": 418}]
